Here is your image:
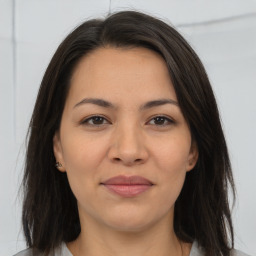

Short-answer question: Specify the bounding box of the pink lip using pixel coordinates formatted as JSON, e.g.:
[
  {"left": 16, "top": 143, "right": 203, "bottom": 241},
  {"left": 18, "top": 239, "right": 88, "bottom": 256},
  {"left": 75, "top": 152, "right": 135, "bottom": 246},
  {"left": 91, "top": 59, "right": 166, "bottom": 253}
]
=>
[{"left": 101, "top": 175, "right": 154, "bottom": 197}]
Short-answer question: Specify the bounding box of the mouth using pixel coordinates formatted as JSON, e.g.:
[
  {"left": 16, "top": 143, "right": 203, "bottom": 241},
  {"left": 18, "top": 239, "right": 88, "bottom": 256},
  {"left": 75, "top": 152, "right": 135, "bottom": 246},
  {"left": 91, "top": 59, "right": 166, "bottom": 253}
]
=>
[{"left": 100, "top": 175, "right": 154, "bottom": 198}]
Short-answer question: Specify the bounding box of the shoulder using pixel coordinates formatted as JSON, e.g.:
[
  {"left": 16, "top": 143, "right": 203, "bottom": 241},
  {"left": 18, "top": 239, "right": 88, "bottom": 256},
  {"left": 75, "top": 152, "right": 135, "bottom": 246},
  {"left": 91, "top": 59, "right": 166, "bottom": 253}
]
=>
[
  {"left": 13, "top": 243, "right": 72, "bottom": 256},
  {"left": 190, "top": 241, "right": 251, "bottom": 256},
  {"left": 231, "top": 249, "right": 251, "bottom": 256},
  {"left": 13, "top": 248, "right": 39, "bottom": 256}
]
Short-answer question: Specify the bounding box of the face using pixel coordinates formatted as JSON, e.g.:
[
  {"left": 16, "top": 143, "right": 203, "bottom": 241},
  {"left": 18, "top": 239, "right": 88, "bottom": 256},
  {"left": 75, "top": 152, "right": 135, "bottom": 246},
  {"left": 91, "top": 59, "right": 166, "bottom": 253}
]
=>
[{"left": 53, "top": 47, "right": 198, "bottom": 232}]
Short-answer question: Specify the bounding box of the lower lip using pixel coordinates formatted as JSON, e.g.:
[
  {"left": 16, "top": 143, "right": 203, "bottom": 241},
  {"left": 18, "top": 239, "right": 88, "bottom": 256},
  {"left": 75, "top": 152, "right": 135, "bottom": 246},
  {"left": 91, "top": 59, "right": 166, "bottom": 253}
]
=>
[{"left": 102, "top": 184, "right": 152, "bottom": 197}]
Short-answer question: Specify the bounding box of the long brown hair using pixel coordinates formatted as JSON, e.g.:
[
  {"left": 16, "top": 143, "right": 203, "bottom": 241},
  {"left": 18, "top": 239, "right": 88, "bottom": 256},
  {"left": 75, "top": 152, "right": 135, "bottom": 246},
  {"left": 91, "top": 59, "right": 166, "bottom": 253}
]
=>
[{"left": 22, "top": 10, "right": 235, "bottom": 256}]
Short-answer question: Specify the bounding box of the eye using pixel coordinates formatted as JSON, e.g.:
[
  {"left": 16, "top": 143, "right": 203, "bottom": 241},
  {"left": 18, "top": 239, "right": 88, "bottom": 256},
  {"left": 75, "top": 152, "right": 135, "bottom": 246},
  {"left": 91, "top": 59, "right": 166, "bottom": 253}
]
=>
[
  {"left": 147, "top": 116, "right": 174, "bottom": 126},
  {"left": 81, "top": 115, "right": 110, "bottom": 126}
]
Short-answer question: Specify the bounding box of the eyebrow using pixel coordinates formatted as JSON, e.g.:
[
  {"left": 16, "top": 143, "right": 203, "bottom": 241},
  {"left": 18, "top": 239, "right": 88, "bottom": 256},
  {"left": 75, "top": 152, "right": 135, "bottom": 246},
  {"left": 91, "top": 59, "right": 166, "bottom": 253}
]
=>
[
  {"left": 139, "top": 98, "right": 178, "bottom": 110},
  {"left": 74, "top": 98, "right": 115, "bottom": 109},
  {"left": 73, "top": 98, "right": 179, "bottom": 110}
]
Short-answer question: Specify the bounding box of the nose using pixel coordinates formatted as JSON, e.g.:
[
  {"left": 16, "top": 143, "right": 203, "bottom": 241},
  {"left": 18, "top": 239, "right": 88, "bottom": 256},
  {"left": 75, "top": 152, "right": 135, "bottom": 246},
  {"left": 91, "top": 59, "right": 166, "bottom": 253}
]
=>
[{"left": 107, "top": 122, "right": 149, "bottom": 166}]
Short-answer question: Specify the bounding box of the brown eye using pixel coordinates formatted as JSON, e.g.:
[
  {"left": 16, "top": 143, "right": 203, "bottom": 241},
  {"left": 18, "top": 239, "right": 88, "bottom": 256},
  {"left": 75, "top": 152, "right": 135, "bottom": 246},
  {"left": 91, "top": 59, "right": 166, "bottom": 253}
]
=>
[
  {"left": 148, "top": 116, "right": 174, "bottom": 126},
  {"left": 81, "top": 116, "right": 109, "bottom": 126}
]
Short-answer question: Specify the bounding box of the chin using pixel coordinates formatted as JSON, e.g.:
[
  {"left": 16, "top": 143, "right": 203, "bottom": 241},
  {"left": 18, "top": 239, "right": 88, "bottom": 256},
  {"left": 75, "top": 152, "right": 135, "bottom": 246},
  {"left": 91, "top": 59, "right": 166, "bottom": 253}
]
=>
[{"left": 102, "top": 212, "right": 155, "bottom": 233}]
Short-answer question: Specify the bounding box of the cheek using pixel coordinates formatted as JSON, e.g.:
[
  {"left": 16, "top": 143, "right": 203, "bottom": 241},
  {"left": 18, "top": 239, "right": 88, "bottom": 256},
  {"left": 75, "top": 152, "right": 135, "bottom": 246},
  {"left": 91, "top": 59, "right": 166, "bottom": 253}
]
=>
[
  {"left": 61, "top": 131, "right": 107, "bottom": 171},
  {"left": 152, "top": 135, "right": 191, "bottom": 202},
  {"left": 60, "top": 132, "right": 108, "bottom": 200},
  {"left": 155, "top": 134, "right": 191, "bottom": 174}
]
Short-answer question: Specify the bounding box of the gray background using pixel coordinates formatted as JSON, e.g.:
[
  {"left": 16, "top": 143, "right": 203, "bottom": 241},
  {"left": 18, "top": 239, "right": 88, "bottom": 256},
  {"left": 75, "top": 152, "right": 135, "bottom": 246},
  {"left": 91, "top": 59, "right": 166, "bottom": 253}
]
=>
[{"left": 0, "top": 0, "right": 255, "bottom": 255}]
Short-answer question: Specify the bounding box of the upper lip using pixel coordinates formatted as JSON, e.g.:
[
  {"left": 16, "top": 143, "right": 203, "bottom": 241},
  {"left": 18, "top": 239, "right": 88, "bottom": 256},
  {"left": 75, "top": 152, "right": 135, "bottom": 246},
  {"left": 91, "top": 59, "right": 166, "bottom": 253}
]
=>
[{"left": 101, "top": 175, "right": 153, "bottom": 185}]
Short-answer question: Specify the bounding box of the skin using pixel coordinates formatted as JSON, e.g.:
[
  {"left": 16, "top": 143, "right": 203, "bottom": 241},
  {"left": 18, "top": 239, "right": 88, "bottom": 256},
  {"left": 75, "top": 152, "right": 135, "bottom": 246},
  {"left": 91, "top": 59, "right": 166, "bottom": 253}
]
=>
[{"left": 53, "top": 47, "right": 198, "bottom": 256}]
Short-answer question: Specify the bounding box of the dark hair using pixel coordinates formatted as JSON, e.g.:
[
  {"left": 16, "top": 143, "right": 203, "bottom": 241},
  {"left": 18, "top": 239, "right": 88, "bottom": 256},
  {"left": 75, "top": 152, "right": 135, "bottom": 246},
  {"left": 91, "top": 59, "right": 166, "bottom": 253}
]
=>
[{"left": 22, "top": 10, "right": 235, "bottom": 256}]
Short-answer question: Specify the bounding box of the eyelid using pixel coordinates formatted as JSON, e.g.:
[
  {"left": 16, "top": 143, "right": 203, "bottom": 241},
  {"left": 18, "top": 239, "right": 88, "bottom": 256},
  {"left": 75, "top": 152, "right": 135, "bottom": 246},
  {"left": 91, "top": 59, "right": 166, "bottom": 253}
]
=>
[
  {"left": 80, "top": 115, "right": 111, "bottom": 126},
  {"left": 80, "top": 114, "right": 175, "bottom": 127},
  {"left": 146, "top": 115, "right": 175, "bottom": 126}
]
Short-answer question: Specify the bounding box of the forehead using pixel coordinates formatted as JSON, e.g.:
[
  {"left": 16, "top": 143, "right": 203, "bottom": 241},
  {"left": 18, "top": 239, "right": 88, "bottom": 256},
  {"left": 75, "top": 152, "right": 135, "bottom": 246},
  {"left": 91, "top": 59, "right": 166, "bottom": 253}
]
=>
[
  {"left": 67, "top": 47, "right": 176, "bottom": 106},
  {"left": 72, "top": 46, "right": 170, "bottom": 77}
]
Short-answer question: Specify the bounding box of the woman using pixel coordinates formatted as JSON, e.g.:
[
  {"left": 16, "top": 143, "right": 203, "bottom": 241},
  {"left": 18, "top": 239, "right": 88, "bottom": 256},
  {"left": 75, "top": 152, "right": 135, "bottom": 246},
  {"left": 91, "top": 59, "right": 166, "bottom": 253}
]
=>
[{"left": 15, "top": 10, "right": 249, "bottom": 256}]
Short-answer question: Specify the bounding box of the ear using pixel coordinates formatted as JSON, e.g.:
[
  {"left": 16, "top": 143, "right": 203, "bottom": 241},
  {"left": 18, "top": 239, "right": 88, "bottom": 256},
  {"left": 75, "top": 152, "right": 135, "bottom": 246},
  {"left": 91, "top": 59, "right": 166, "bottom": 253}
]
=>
[
  {"left": 186, "top": 141, "right": 198, "bottom": 172},
  {"left": 53, "top": 132, "right": 66, "bottom": 172}
]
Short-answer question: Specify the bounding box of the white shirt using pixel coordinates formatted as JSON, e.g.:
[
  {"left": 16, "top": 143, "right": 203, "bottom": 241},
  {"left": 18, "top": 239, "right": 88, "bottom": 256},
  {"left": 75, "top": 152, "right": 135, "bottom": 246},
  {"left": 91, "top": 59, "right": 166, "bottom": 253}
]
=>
[{"left": 14, "top": 241, "right": 249, "bottom": 256}]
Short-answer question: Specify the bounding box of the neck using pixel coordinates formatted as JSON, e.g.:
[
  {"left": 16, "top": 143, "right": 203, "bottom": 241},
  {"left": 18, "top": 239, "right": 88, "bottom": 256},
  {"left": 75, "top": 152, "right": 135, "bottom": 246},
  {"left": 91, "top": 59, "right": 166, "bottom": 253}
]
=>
[{"left": 67, "top": 210, "right": 192, "bottom": 256}]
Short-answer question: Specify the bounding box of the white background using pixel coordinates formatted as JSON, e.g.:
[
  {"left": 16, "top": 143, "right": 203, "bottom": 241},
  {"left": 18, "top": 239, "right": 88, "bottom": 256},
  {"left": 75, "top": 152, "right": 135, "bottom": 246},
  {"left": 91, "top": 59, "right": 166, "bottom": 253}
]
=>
[{"left": 0, "top": 0, "right": 255, "bottom": 255}]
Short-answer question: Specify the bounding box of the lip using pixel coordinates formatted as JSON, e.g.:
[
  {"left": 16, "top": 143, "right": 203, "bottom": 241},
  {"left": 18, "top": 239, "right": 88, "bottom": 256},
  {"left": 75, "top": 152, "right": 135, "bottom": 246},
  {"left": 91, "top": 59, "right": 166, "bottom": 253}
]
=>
[
  {"left": 102, "top": 175, "right": 153, "bottom": 185},
  {"left": 101, "top": 175, "right": 154, "bottom": 197}
]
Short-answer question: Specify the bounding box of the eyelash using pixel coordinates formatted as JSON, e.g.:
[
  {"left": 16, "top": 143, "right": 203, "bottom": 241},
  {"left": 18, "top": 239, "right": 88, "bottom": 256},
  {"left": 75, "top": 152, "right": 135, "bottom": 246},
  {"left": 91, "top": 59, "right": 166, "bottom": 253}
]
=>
[{"left": 80, "top": 115, "right": 175, "bottom": 127}]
